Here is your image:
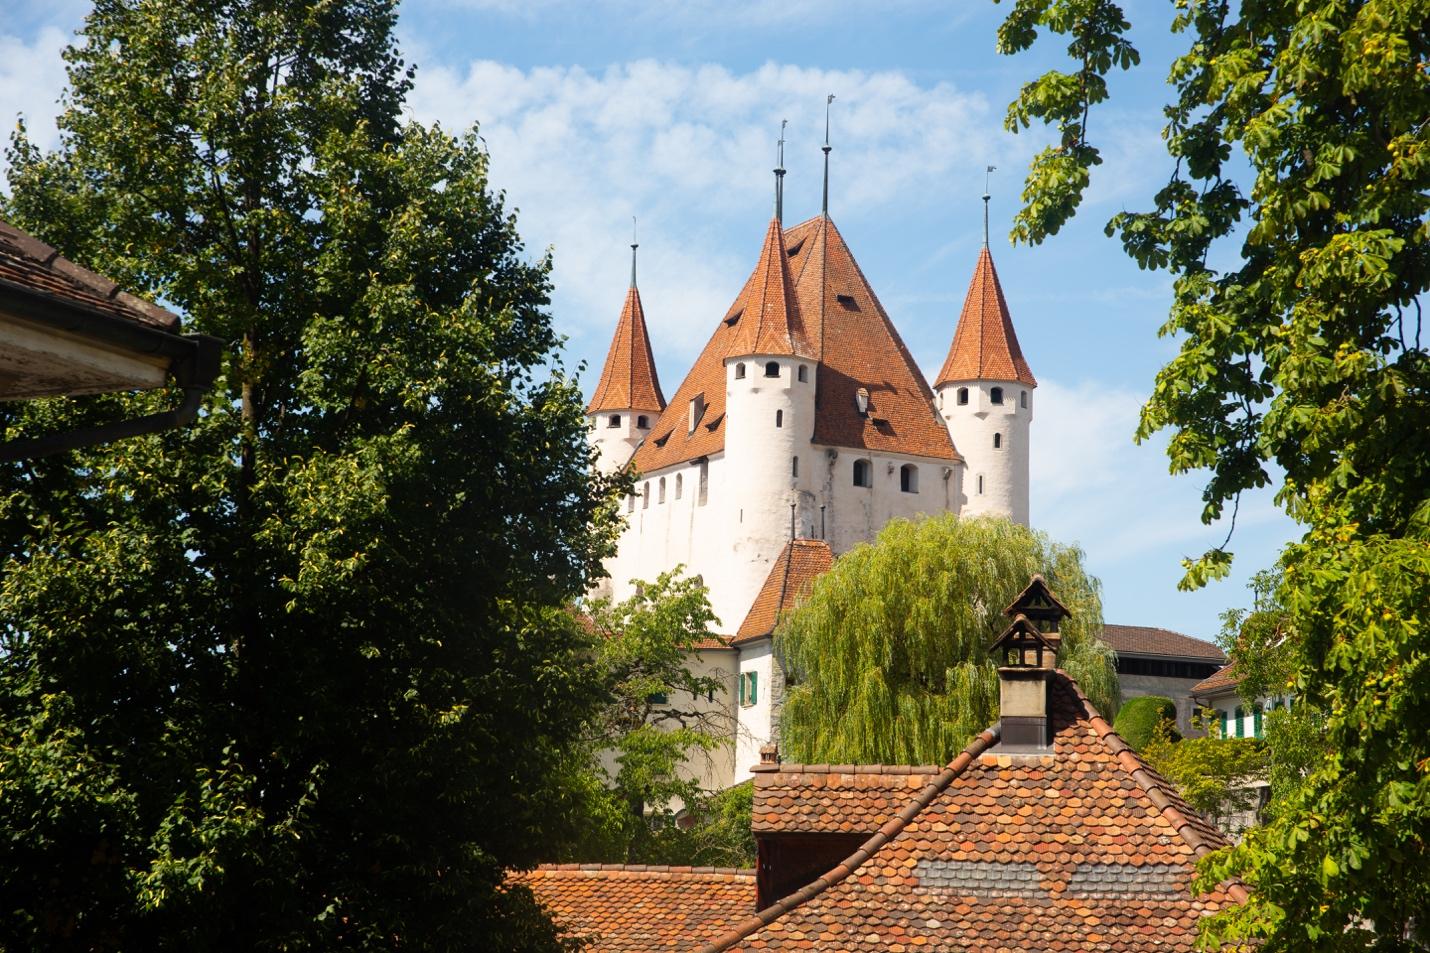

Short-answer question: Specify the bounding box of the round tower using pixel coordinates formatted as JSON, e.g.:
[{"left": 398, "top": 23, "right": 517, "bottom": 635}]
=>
[{"left": 935, "top": 237, "right": 1036, "bottom": 526}]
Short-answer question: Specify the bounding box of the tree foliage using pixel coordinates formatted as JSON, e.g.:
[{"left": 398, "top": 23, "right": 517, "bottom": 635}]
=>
[
  {"left": 1142, "top": 717, "right": 1269, "bottom": 833},
  {"left": 778, "top": 515, "right": 1117, "bottom": 765},
  {"left": 1113, "top": 695, "right": 1179, "bottom": 751},
  {"left": 0, "top": 1, "right": 617, "bottom": 949},
  {"left": 999, "top": 0, "right": 1430, "bottom": 946}
]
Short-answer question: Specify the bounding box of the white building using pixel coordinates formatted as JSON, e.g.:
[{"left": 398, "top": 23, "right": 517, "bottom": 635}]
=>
[{"left": 585, "top": 185, "right": 1037, "bottom": 789}]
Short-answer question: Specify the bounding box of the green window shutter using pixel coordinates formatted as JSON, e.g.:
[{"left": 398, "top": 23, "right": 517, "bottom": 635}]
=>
[
  {"left": 1254, "top": 705, "right": 1263, "bottom": 739},
  {"left": 738, "top": 674, "right": 745, "bottom": 706},
  {"left": 1234, "top": 706, "right": 1244, "bottom": 738},
  {"left": 1220, "top": 710, "right": 1229, "bottom": 739},
  {"left": 750, "top": 672, "right": 758, "bottom": 705}
]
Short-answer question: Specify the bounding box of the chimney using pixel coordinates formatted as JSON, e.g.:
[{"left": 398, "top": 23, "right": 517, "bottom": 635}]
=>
[{"left": 988, "top": 574, "right": 1072, "bottom": 751}]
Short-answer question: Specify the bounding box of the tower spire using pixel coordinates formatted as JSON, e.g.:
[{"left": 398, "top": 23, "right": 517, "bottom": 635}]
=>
[
  {"left": 630, "top": 216, "right": 638, "bottom": 287},
  {"left": 774, "top": 119, "right": 787, "bottom": 222},
  {"left": 982, "top": 165, "right": 996, "bottom": 247},
  {"left": 822, "top": 94, "right": 835, "bottom": 217}
]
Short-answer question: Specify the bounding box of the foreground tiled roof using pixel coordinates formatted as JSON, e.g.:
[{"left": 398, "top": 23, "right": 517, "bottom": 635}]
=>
[
  {"left": 734, "top": 538, "right": 834, "bottom": 644},
  {"left": 0, "top": 219, "right": 180, "bottom": 332},
  {"left": 587, "top": 280, "right": 666, "bottom": 415},
  {"left": 1103, "top": 624, "right": 1226, "bottom": 662},
  {"left": 751, "top": 764, "right": 942, "bottom": 834},
  {"left": 632, "top": 215, "right": 958, "bottom": 473},
  {"left": 1192, "top": 663, "right": 1242, "bottom": 696},
  {"left": 699, "top": 672, "right": 1244, "bottom": 952},
  {"left": 515, "top": 865, "right": 755, "bottom": 952},
  {"left": 935, "top": 246, "right": 1036, "bottom": 388}
]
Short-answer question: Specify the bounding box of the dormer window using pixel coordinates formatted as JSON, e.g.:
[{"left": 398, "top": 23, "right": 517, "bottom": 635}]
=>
[
  {"left": 724, "top": 309, "right": 743, "bottom": 327},
  {"left": 688, "top": 394, "right": 706, "bottom": 433},
  {"left": 991, "top": 386, "right": 1004, "bottom": 405},
  {"left": 764, "top": 361, "right": 780, "bottom": 378},
  {"left": 957, "top": 387, "right": 969, "bottom": 406},
  {"left": 735, "top": 362, "right": 746, "bottom": 379},
  {"left": 836, "top": 293, "right": 857, "bottom": 310},
  {"left": 855, "top": 387, "right": 870, "bottom": 415},
  {"left": 607, "top": 414, "right": 621, "bottom": 428}
]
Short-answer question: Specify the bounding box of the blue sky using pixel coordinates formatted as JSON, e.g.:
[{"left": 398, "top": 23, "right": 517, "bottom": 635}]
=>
[{"left": 1, "top": 0, "right": 1298, "bottom": 642}]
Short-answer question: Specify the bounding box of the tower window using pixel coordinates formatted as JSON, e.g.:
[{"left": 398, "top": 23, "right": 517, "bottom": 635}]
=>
[
  {"left": 735, "top": 362, "right": 746, "bottom": 380},
  {"left": 775, "top": 409, "right": 783, "bottom": 428},
  {"left": 637, "top": 415, "right": 648, "bottom": 428},
  {"left": 608, "top": 414, "right": 621, "bottom": 428},
  {"left": 853, "top": 459, "right": 872, "bottom": 488},
  {"left": 764, "top": 361, "right": 780, "bottom": 378},
  {"left": 993, "top": 433, "right": 1002, "bottom": 449},
  {"left": 977, "top": 474, "right": 984, "bottom": 495},
  {"left": 1020, "top": 390, "right": 1028, "bottom": 408},
  {"left": 792, "top": 456, "right": 799, "bottom": 477},
  {"left": 643, "top": 482, "right": 650, "bottom": 509},
  {"left": 990, "top": 386, "right": 1004, "bottom": 405},
  {"left": 658, "top": 477, "right": 666, "bottom": 503},
  {"left": 900, "top": 464, "right": 919, "bottom": 493},
  {"left": 797, "top": 365, "right": 808, "bottom": 383},
  {"left": 957, "top": 387, "right": 969, "bottom": 406},
  {"left": 675, "top": 473, "right": 683, "bottom": 499}
]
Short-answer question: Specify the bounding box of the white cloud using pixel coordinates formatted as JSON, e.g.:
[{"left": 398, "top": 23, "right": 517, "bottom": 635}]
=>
[
  {"left": 0, "top": 26, "right": 69, "bottom": 168},
  {"left": 405, "top": 57, "right": 1003, "bottom": 377}
]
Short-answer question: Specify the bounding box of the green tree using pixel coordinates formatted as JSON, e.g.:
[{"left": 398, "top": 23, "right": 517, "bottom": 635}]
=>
[
  {"left": 0, "top": 1, "right": 616, "bottom": 950},
  {"left": 1142, "top": 717, "right": 1269, "bottom": 832},
  {"left": 571, "top": 570, "right": 735, "bottom": 864},
  {"left": 778, "top": 515, "right": 1117, "bottom": 765},
  {"left": 999, "top": 0, "right": 1430, "bottom": 946},
  {"left": 1113, "top": 695, "right": 1180, "bottom": 751}
]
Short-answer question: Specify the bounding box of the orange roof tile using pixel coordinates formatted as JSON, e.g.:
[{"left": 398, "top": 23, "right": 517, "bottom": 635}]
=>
[
  {"left": 1192, "top": 662, "right": 1242, "bottom": 695},
  {"left": 750, "top": 764, "right": 942, "bottom": 834},
  {"left": 935, "top": 246, "right": 1036, "bottom": 388},
  {"left": 697, "top": 672, "right": 1243, "bottom": 953},
  {"left": 587, "top": 282, "right": 665, "bottom": 415},
  {"left": 1102, "top": 624, "right": 1226, "bottom": 662},
  {"left": 513, "top": 865, "right": 755, "bottom": 952},
  {"left": 0, "top": 219, "right": 180, "bottom": 332},
  {"left": 733, "top": 538, "right": 833, "bottom": 643},
  {"left": 632, "top": 216, "right": 958, "bottom": 473}
]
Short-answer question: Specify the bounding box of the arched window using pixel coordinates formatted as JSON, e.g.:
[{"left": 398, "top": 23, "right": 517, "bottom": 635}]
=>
[
  {"left": 797, "top": 365, "right": 808, "bottom": 383},
  {"left": 734, "top": 362, "right": 746, "bottom": 379},
  {"left": 853, "top": 459, "right": 872, "bottom": 488},
  {"left": 608, "top": 414, "right": 621, "bottom": 428},
  {"left": 900, "top": 464, "right": 918, "bottom": 493},
  {"left": 658, "top": 477, "right": 666, "bottom": 503},
  {"left": 698, "top": 459, "right": 709, "bottom": 505},
  {"left": 993, "top": 433, "right": 1002, "bottom": 449},
  {"left": 1020, "top": 390, "right": 1028, "bottom": 408},
  {"left": 637, "top": 415, "right": 648, "bottom": 428},
  {"left": 775, "top": 409, "right": 783, "bottom": 428},
  {"left": 957, "top": 387, "right": 969, "bottom": 406},
  {"left": 675, "top": 473, "right": 683, "bottom": 499},
  {"left": 990, "top": 386, "right": 1004, "bottom": 405},
  {"left": 764, "top": 361, "right": 780, "bottom": 378},
  {"left": 642, "top": 482, "right": 650, "bottom": 509},
  {"left": 792, "top": 456, "right": 799, "bottom": 477}
]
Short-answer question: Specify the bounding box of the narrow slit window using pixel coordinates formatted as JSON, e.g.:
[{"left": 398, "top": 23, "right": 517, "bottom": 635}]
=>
[
  {"left": 642, "top": 482, "right": 650, "bottom": 509},
  {"left": 698, "top": 459, "right": 709, "bottom": 505},
  {"left": 675, "top": 473, "right": 683, "bottom": 499},
  {"left": 977, "top": 474, "right": 984, "bottom": 495},
  {"left": 658, "top": 477, "right": 666, "bottom": 503},
  {"left": 792, "top": 456, "right": 799, "bottom": 477},
  {"left": 775, "top": 409, "right": 783, "bottom": 428},
  {"left": 1020, "top": 390, "right": 1028, "bottom": 408},
  {"left": 993, "top": 433, "right": 1002, "bottom": 449}
]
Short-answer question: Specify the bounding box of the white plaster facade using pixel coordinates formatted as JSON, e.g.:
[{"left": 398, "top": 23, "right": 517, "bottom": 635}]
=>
[
  {"left": 589, "top": 409, "right": 656, "bottom": 477},
  {"left": 938, "top": 379, "right": 1032, "bottom": 525}
]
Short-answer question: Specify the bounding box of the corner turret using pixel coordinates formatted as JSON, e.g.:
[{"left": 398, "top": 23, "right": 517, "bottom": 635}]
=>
[{"left": 587, "top": 239, "right": 665, "bottom": 474}]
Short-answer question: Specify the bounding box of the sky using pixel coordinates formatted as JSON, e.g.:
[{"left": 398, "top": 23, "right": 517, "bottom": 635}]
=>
[{"left": 0, "top": 0, "right": 1300, "bottom": 642}]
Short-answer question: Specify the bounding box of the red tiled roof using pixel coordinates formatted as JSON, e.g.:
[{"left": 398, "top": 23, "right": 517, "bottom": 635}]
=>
[
  {"left": 1102, "top": 624, "right": 1226, "bottom": 662},
  {"left": 1192, "top": 663, "right": 1241, "bottom": 695},
  {"left": 0, "top": 219, "right": 180, "bottom": 332},
  {"left": 734, "top": 538, "right": 834, "bottom": 643},
  {"left": 935, "top": 246, "right": 1036, "bottom": 388},
  {"left": 699, "top": 672, "right": 1243, "bottom": 952},
  {"left": 587, "top": 282, "right": 666, "bottom": 415},
  {"left": 750, "top": 764, "right": 942, "bottom": 834},
  {"left": 514, "top": 865, "right": 755, "bottom": 952},
  {"left": 723, "top": 217, "right": 813, "bottom": 360},
  {"left": 632, "top": 216, "right": 958, "bottom": 473}
]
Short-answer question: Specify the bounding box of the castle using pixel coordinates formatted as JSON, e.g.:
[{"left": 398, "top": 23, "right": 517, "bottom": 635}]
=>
[{"left": 585, "top": 161, "right": 1037, "bottom": 790}]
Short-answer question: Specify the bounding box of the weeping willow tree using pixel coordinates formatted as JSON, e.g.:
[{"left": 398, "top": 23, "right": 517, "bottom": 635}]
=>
[{"left": 777, "top": 515, "right": 1118, "bottom": 764}]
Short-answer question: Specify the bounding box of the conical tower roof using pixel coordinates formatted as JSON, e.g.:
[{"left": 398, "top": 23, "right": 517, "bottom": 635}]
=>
[
  {"left": 586, "top": 281, "right": 665, "bottom": 415},
  {"left": 936, "top": 246, "right": 1036, "bottom": 388},
  {"left": 632, "top": 213, "right": 957, "bottom": 474},
  {"left": 723, "top": 217, "right": 813, "bottom": 359}
]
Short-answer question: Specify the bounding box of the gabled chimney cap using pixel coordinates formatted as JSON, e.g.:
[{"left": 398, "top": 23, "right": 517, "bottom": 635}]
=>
[
  {"left": 988, "top": 613, "right": 1059, "bottom": 669},
  {"left": 1003, "top": 573, "right": 1071, "bottom": 625}
]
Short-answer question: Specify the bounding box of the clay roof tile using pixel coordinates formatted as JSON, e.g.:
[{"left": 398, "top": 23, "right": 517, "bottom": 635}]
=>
[
  {"left": 587, "top": 281, "right": 666, "bottom": 415},
  {"left": 734, "top": 538, "right": 834, "bottom": 643},
  {"left": 936, "top": 246, "right": 1036, "bottom": 388}
]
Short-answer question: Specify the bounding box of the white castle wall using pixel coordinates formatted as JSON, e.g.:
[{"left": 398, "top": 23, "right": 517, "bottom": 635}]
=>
[
  {"left": 587, "top": 409, "right": 655, "bottom": 475},
  {"left": 938, "top": 379, "right": 1032, "bottom": 525},
  {"left": 733, "top": 640, "right": 775, "bottom": 779}
]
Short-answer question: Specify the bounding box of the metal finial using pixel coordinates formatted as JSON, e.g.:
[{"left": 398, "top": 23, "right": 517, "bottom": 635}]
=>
[
  {"left": 822, "top": 94, "right": 836, "bottom": 216},
  {"left": 983, "top": 166, "right": 996, "bottom": 247},
  {"left": 774, "top": 119, "right": 788, "bottom": 222},
  {"left": 630, "top": 216, "right": 638, "bottom": 287}
]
